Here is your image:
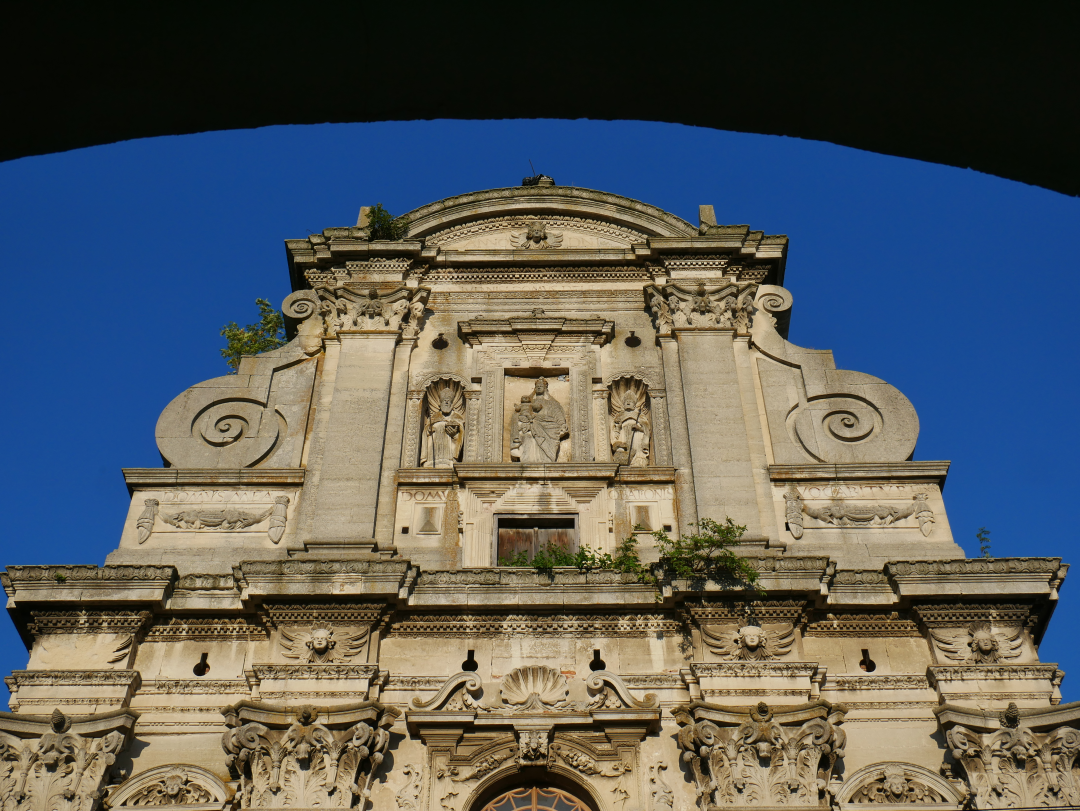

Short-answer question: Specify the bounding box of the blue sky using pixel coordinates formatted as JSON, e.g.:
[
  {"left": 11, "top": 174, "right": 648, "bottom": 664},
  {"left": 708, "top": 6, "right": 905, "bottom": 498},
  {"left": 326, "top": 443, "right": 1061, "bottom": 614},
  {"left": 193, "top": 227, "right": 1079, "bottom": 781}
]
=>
[{"left": 0, "top": 120, "right": 1077, "bottom": 698}]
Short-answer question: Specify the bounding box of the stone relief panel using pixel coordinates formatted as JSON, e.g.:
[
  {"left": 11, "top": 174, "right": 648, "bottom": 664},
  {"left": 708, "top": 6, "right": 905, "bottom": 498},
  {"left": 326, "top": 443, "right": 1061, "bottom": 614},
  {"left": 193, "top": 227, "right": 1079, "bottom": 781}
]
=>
[
  {"left": 294, "top": 286, "right": 430, "bottom": 339},
  {"left": 423, "top": 215, "right": 647, "bottom": 251},
  {"left": 419, "top": 379, "right": 466, "bottom": 469},
  {"left": 506, "top": 377, "right": 571, "bottom": 463},
  {"left": 701, "top": 622, "right": 796, "bottom": 661},
  {"left": 674, "top": 700, "right": 846, "bottom": 808},
  {"left": 608, "top": 377, "right": 652, "bottom": 467},
  {"left": 929, "top": 622, "right": 1025, "bottom": 665},
  {"left": 221, "top": 702, "right": 399, "bottom": 810},
  {"left": 279, "top": 623, "right": 369, "bottom": 664},
  {"left": 120, "top": 490, "right": 297, "bottom": 548},
  {"left": 108, "top": 764, "right": 229, "bottom": 808},
  {"left": 835, "top": 762, "right": 962, "bottom": 806},
  {"left": 0, "top": 708, "right": 136, "bottom": 811},
  {"left": 774, "top": 484, "right": 949, "bottom": 543}
]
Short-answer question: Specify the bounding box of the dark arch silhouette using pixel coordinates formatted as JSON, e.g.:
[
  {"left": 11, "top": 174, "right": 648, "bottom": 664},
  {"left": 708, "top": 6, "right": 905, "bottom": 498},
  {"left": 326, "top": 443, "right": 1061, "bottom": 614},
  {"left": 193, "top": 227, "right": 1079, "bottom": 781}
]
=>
[{"left": 4, "top": 6, "right": 1077, "bottom": 196}]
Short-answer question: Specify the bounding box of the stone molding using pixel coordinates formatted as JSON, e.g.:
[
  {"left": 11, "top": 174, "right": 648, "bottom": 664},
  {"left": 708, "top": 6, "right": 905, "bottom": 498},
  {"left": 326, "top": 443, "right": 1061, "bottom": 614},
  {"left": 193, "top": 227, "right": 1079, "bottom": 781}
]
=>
[
  {"left": 805, "top": 611, "right": 921, "bottom": 637},
  {"left": 233, "top": 559, "right": 412, "bottom": 599},
  {"left": 260, "top": 602, "right": 384, "bottom": 628},
  {"left": 886, "top": 558, "right": 1067, "bottom": 599},
  {"left": 914, "top": 603, "right": 1035, "bottom": 628},
  {"left": 386, "top": 612, "right": 680, "bottom": 637},
  {"left": 928, "top": 664, "right": 1062, "bottom": 683},
  {"left": 691, "top": 662, "right": 818, "bottom": 679},
  {"left": 457, "top": 314, "right": 614, "bottom": 348},
  {"left": 144, "top": 617, "right": 267, "bottom": 641},
  {"left": 122, "top": 469, "right": 305, "bottom": 491},
  {"left": 768, "top": 461, "right": 950, "bottom": 484},
  {"left": 27, "top": 610, "right": 151, "bottom": 636},
  {"left": 2, "top": 565, "right": 177, "bottom": 607},
  {"left": 248, "top": 664, "right": 379, "bottom": 681},
  {"left": 827, "top": 675, "right": 932, "bottom": 690},
  {"left": 6, "top": 670, "right": 141, "bottom": 688}
]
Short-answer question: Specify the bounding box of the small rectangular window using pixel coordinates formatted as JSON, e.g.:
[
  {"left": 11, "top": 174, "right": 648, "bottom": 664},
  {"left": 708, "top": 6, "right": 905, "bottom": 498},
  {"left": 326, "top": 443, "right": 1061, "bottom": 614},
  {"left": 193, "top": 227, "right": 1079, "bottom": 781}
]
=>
[{"left": 496, "top": 514, "right": 577, "bottom": 563}]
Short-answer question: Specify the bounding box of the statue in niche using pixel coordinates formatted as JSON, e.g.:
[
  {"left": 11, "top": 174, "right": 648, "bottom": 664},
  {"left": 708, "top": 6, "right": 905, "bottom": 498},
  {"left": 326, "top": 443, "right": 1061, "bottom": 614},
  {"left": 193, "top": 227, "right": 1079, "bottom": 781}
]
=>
[
  {"left": 510, "top": 378, "right": 569, "bottom": 463},
  {"left": 609, "top": 378, "right": 651, "bottom": 467},
  {"left": 420, "top": 380, "right": 465, "bottom": 468}
]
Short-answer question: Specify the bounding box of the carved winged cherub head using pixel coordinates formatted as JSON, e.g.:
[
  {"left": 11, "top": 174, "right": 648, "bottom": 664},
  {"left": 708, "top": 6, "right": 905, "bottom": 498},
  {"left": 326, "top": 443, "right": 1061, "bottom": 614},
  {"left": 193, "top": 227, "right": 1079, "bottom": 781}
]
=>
[
  {"left": 970, "top": 625, "right": 996, "bottom": 656},
  {"left": 526, "top": 223, "right": 548, "bottom": 245},
  {"left": 308, "top": 624, "right": 335, "bottom": 658},
  {"left": 738, "top": 625, "right": 764, "bottom": 653}
]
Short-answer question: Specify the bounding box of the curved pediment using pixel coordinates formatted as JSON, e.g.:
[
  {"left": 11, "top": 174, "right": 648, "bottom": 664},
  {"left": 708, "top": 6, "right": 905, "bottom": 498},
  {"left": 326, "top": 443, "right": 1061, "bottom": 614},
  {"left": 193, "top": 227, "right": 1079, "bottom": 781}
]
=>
[{"left": 402, "top": 186, "right": 697, "bottom": 243}]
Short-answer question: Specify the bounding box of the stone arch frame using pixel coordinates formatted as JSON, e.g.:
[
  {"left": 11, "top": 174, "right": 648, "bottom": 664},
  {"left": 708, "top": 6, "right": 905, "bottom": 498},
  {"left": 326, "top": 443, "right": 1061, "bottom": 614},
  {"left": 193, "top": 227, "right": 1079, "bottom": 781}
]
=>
[
  {"left": 109, "top": 763, "right": 230, "bottom": 808},
  {"left": 465, "top": 767, "right": 607, "bottom": 811},
  {"left": 834, "top": 761, "right": 965, "bottom": 806},
  {"left": 404, "top": 373, "right": 472, "bottom": 468}
]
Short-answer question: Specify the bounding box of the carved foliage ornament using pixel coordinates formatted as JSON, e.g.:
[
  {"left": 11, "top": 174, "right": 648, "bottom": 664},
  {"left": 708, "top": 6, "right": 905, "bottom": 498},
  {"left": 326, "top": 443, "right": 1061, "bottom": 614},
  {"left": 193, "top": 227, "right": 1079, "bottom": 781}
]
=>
[
  {"left": 784, "top": 488, "right": 934, "bottom": 538},
  {"left": 841, "top": 762, "right": 954, "bottom": 805},
  {"left": 283, "top": 286, "right": 430, "bottom": 348},
  {"left": 646, "top": 283, "right": 758, "bottom": 333},
  {"left": 0, "top": 708, "right": 132, "bottom": 811},
  {"left": 946, "top": 704, "right": 1080, "bottom": 808},
  {"left": 674, "top": 701, "right": 846, "bottom": 808},
  {"left": 221, "top": 703, "right": 399, "bottom": 809}
]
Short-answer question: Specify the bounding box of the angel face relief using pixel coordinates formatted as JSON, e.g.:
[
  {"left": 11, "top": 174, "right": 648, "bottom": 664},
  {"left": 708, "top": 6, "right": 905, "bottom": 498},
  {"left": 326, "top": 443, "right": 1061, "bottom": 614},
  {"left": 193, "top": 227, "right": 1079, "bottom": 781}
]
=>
[
  {"left": 930, "top": 621, "right": 1024, "bottom": 664},
  {"left": 280, "top": 622, "right": 369, "bottom": 663},
  {"left": 702, "top": 622, "right": 796, "bottom": 661},
  {"left": 510, "top": 222, "right": 563, "bottom": 249}
]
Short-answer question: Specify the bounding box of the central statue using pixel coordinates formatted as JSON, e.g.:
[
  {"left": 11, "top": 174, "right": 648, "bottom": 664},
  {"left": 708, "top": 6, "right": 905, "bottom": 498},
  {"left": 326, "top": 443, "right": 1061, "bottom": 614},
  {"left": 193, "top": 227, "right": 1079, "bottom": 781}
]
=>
[{"left": 510, "top": 378, "right": 569, "bottom": 463}]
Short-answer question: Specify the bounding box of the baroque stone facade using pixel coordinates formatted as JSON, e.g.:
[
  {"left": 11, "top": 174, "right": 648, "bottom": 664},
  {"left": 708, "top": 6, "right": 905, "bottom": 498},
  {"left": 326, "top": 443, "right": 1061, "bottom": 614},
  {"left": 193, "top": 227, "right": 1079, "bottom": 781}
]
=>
[{"left": 0, "top": 183, "right": 1072, "bottom": 810}]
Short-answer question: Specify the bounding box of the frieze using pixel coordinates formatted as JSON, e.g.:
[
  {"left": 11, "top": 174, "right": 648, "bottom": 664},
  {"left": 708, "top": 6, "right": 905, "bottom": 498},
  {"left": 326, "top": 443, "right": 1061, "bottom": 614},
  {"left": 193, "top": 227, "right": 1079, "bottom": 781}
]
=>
[
  {"left": 144, "top": 617, "right": 267, "bottom": 641},
  {"left": 138, "top": 679, "right": 248, "bottom": 695},
  {"left": 832, "top": 570, "right": 890, "bottom": 585},
  {"left": 137, "top": 495, "right": 290, "bottom": 544},
  {"left": 620, "top": 675, "right": 687, "bottom": 689},
  {"left": 827, "top": 675, "right": 931, "bottom": 690},
  {"left": 237, "top": 560, "right": 408, "bottom": 576},
  {"left": 387, "top": 612, "right": 680, "bottom": 637},
  {"left": 262, "top": 603, "right": 384, "bottom": 627},
  {"left": 690, "top": 662, "right": 818, "bottom": 678},
  {"left": 687, "top": 599, "right": 807, "bottom": 624},
  {"left": 249, "top": 664, "right": 380, "bottom": 681},
  {"left": 175, "top": 574, "right": 238, "bottom": 591},
  {"left": 6, "top": 670, "right": 142, "bottom": 687},
  {"left": 415, "top": 570, "right": 644, "bottom": 588},
  {"left": 27, "top": 610, "right": 152, "bottom": 636},
  {"left": 384, "top": 676, "right": 447, "bottom": 690},
  {"left": 804, "top": 611, "right": 921, "bottom": 637},
  {"left": 914, "top": 603, "right": 1035, "bottom": 627},
  {"left": 4, "top": 564, "right": 175, "bottom": 583},
  {"left": 887, "top": 558, "right": 1064, "bottom": 576},
  {"left": 928, "top": 664, "right": 1062, "bottom": 682},
  {"left": 424, "top": 214, "right": 647, "bottom": 248}
]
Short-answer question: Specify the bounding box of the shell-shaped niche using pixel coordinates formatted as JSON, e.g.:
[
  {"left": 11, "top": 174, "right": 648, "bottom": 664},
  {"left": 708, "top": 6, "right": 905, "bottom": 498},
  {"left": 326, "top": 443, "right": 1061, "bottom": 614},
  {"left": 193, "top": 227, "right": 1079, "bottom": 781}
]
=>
[{"left": 500, "top": 665, "right": 569, "bottom": 708}]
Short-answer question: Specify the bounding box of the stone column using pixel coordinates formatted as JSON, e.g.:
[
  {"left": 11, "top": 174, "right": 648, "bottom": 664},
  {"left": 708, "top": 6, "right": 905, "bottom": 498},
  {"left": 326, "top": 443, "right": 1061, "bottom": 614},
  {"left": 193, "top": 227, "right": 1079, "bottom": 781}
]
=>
[
  {"left": 400, "top": 389, "right": 424, "bottom": 468},
  {"left": 374, "top": 336, "right": 418, "bottom": 546},
  {"left": 650, "top": 389, "right": 673, "bottom": 466},
  {"left": 674, "top": 328, "right": 762, "bottom": 536},
  {"left": 593, "top": 388, "right": 611, "bottom": 462},
  {"left": 657, "top": 336, "right": 698, "bottom": 530},
  {"left": 304, "top": 330, "right": 402, "bottom": 546}
]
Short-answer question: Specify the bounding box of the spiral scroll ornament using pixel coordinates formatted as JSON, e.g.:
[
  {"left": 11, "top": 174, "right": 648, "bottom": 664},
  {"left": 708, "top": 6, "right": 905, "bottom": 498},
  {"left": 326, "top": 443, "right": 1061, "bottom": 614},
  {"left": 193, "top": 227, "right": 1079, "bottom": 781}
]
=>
[
  {"left": 189, "top": 399, "right": 281, "bottom": 467},
  {"left": 789, "top": 395, "right": 885, "bottom": 463},
  {"left": 282, "top": 290, "right": 320, "bottom": 321}
]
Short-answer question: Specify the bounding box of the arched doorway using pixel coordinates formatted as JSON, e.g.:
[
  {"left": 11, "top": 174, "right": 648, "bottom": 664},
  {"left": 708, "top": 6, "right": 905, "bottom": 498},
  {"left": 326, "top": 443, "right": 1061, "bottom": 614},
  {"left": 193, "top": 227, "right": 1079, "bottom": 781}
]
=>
[{"left": 480, "top": 786, "right": 593, "bottom": 811}]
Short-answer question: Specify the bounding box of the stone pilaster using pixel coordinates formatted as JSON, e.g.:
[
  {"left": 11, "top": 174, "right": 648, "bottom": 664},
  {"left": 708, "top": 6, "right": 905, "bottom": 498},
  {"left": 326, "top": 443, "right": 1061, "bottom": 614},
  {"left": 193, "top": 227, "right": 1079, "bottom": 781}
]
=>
[
  {"left": 657, "top": 335, "right": 698, "bottom": 530},
  {"left": 374, "top": 336, "right": 418, "bottom": 546}
]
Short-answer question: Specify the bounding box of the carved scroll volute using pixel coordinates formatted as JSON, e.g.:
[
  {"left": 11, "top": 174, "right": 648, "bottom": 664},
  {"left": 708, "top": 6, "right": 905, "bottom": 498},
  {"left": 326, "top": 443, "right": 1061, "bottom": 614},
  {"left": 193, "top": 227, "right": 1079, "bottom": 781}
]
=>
[
  {"left": 283, "top": 290, "right": 324, "bottom": 355},
  {"left": 609, "top": 377, "right": 652, "bottom": 467}
]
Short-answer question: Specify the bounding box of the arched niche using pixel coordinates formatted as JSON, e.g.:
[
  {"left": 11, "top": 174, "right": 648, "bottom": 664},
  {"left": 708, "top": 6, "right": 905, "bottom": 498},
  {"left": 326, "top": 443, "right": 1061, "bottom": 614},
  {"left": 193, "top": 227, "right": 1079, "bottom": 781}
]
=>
[
  {"left": 419, "top": 377, "right": 467, "bottom": 468},
  {"left": 608, "top": 376, "right": 652, "bottom": 468},
  {"left": 109, "top": 764, "right": 230, "bottom": 809},
  {"left": 835, "top": 761, "right": 965, "bottom": 807},
  {"left": 469, "top": 774, "right": 602, "bottom": 811}
]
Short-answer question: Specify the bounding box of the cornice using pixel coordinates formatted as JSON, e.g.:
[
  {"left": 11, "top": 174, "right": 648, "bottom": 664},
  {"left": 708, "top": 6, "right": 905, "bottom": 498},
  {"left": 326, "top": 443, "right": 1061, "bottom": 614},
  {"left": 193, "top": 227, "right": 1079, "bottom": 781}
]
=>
[
  {"left": 122, "top": 468, "right": 305, "bottom": 494},
  {"left": 768, "top": 461, "right": 951, "bottom": 485}
]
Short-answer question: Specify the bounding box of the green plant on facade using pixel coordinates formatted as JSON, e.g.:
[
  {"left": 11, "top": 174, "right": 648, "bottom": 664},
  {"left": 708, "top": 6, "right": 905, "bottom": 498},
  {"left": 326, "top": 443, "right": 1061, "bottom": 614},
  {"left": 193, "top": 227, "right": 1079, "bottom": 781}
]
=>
[
  {"left": 367, "top": 203, "right": 409, "bottom": 241},
  {"left": 499, "top": 516, "right": 761, "bottom": 595},
  {"left": 220, "top": 298, "right": 287, "bottom": 372},
  {"left": 977, "top": 526, "right": 992, "bottom": 558}
]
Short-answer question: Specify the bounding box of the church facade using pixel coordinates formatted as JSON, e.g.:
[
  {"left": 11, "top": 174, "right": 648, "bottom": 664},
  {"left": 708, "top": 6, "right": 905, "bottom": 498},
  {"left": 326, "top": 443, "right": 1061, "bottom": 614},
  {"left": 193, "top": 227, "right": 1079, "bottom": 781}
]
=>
[{"left": 1, "top": 182, "right": 1075, "bottom": 810}]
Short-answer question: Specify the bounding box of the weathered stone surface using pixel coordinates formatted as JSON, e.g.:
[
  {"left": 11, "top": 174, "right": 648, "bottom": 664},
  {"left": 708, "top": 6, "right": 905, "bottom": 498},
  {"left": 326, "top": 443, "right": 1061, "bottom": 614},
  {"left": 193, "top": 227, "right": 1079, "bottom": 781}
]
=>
[{"left": 2, "top": 184, "right": 1072, "bottom": 809}]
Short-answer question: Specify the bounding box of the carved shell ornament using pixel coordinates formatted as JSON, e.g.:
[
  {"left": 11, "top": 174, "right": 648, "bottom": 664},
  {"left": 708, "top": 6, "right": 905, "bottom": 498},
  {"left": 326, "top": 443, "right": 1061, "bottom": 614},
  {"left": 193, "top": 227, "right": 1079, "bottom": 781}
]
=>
[
  {"left": 499, "top": 665, "right": 569, "bottom": 709},
  {"left": 509, "top": 222, "right": 563, "bottom": 249}
]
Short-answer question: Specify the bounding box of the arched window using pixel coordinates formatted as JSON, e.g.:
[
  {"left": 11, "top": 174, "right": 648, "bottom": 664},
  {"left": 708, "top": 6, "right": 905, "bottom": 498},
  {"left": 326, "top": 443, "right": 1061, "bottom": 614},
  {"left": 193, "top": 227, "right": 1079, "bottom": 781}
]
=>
[{"left": 481, "top": 786, "right": 592, "bottom": 811}]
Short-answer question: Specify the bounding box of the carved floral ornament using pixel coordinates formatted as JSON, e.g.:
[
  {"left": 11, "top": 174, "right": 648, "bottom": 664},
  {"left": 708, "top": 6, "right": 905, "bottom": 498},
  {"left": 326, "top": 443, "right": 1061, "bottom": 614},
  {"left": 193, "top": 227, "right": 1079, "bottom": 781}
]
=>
[
  {"left": 784, "top": 487, "right": 934, "bottom": 539},
  {"left": 645, "top": 282, "right": 758, "bottom": 334},
  {"left": 0, "top": 708, "right": 137, "bottom": 811},
  {"left": 939, "top": 702, "right": 1080, "bottom": 809},
  {"left": 833, "top": 761, "right": 963, "bottom": 806},
  {"left": 282, "top": 285, "right": 430, "bottom": 354},
  {"left": 221, "top": 701, "right": 400, "bottom": 810},
  {"left": 674, "top": 700, "right": 847, "bottom": 809}
]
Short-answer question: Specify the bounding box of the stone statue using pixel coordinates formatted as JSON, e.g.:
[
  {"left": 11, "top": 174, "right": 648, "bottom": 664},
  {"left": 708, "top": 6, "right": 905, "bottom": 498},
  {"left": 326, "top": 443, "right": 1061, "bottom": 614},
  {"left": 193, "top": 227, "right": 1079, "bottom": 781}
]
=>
[
  {"left": 609, "top": 378, "right": 651, "bottom": 467},
  {"left": 510, "top": 378, "right": 569, "bottom": 463},
  {"left": 420, "top": 380, "right": 465, "bottom": 468}
]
